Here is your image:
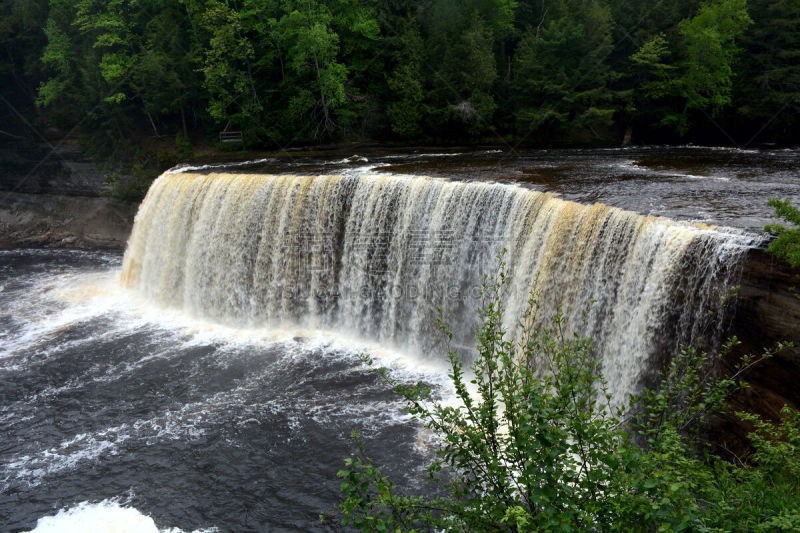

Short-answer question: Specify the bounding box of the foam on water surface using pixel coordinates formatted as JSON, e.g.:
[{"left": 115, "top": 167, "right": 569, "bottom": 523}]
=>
[{"left": 27, "top": 499, "right": 218, "bottom": 533}]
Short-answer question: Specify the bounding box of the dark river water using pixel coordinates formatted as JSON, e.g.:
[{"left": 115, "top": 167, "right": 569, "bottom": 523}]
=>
[
  {"left": 206, "top": 145, "right": 800, "bottom": 232},
  {"left": 0, "top": 250, "right": 442, "bottom": 531},
  {"left": 1, "top": 147, "right": 798, "bottom": 531}
]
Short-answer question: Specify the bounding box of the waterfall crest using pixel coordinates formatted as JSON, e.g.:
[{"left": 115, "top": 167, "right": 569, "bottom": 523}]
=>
[{"left": 122, "top": 171, "right": 758, "bottom": 398}]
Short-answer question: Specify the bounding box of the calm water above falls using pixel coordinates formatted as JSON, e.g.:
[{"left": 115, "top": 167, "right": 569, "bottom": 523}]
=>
[
  {"left": 2, "top": 147, "right": 796, "bottom": 531},
  {"left": 214, "top": 145, "right": 800, "bottom": 232}
]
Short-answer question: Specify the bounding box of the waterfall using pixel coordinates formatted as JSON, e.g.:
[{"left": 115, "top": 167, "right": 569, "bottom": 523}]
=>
[{"left": 122, "top": 171, "right": 758, "bottom": 399}]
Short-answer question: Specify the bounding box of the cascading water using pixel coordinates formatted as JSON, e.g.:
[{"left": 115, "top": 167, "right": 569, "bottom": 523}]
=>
[
  {"left": 8, "top": 148, "right": 792, "bottom": 531},
  {"left": 122, "top": 171, "right": 758, "bottom": 400}
]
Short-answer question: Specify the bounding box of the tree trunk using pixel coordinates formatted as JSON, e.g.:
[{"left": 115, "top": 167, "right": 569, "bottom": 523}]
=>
[
  {"left": 145, "top": 110, "right": 159, "bottom": 137},
  {"left": 622, "top": 124, "right": 633, "bottom": 146},
  {"left": 181, "top": 106, "right": 188, "bottom": 139}
]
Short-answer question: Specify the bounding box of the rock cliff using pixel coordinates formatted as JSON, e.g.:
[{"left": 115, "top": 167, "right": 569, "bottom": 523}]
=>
[
  {"left": 712, "top": 246, "right": 800, "bottom": 454},
  {"left": 0, "top": 139, "right": 136, "bottom": 250},
  {"left": 0, "top": 139, "right": 109, "bottom": 196},
  {"left": 0, "top": 192, "right": 137, "bottom": 250}
]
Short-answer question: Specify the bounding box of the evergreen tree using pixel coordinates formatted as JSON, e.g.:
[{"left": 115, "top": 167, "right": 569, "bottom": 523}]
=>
[
  {"left": 0, "top": 0, "right": 49, "bottom": 126},
  {"left": 736, "top": 0, "right": 800, "bottom": 142},
  {"left": 196, "top": 0, "right": 264, "bottom": 133},
  {"left": 386, "top": 17, "right": 425, "bottom": 138},
  {"left": 513, "top": 0, "right": 616, "bottom": 142},
  {"left": 3, "top": 0, "right": 797, "bottom": 165},
  {"left": 627, "top": 0, "right": 752, "bottom": 135}
]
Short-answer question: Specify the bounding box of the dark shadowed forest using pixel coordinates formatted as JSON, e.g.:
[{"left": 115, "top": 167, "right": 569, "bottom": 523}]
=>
[{"left": 2, "top": 1, "right": 798, "bottom": 183}]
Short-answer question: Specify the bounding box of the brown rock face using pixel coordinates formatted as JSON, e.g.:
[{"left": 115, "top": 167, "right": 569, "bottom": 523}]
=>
[
  {"left": 733, "top": 246, "right": 800, "bottom": 409},
  {"left": 0, "top": 140, "right": 110, "bottom": 197},
  {"left": 712, "top": 245, "right": 800, "bottom": 455},
  {"left": 0, "top": 192, "right": 137, "bottom": 251}
]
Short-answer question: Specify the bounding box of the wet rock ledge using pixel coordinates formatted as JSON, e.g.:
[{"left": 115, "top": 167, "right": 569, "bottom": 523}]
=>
[
  {"left": 0, "top": 192, "right": 137, "bottom": 250},
  {"left": 0, "top": 139, "right": 137, "bottom": 250},
  {"left": 713, "top": 246, "right": 800, "bottom": 452}
]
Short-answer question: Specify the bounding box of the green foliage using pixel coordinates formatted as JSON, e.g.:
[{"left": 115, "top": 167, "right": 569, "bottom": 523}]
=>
[
  {"left": 627, "top": 0, "right": 752, "bottom": 135},
  {"left": 386, "top": 19, "right": 425, "bottom": 138},
  {"left": 701, "top": 406, "right": 800, "bottom": 532},
  {"left": 104, "top": 162, "right": 158, "bottom": 203},
  {"left": 513, "top": 0, "right": 616, "bottom": 141},
  {"left": 175, "top": 132, "right": 193, "bottom": 160},
  {"left": 198, "top": 1, "right": 262, "bottom": 127},
  {"left": 765, "top": 198, "right": 800, "bottom": 269},
  {"left": 333, "top": 262, "right": 799, "bottom": 532},
  {"left": 2, "top": 0, "right": 797, "bottom": 167},
  {"left": 735, "top": 0, "right": 800, "bottom": 139},
  {"left": 678, "top": 0, "right": 753, "bottom": 114},
  {"left": 275, "top": 0, "right": 349, "bottom": 136}
]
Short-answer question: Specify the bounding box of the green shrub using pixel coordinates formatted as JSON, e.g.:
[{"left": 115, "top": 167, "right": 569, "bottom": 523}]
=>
[
  {"left": 175, "top": 132, "right": 194, "bottom": 160},
  {"left": 104, "top": 163, "right": 158, "bottom": 203},
  {"left": 765, "top": 198, "right": 800, "bottom": 269},
  {"left": 332, "top": 262, "right": 799, "bottom": 532}
]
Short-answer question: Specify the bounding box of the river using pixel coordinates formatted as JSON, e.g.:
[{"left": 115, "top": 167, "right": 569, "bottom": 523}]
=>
[{"left": 1, "top": 146, "right": 798, "bottom": 531}]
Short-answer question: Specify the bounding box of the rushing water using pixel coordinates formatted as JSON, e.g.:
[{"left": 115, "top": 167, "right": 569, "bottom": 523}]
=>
[
  {"left": 2, "top": 147, "right": 797, "bottom": 531},
  {"left": 0, "top": 250, "right": 443, "bottom": 531},
  {"left": 123, "top": 170, "right": 757, "bottom": 400}
]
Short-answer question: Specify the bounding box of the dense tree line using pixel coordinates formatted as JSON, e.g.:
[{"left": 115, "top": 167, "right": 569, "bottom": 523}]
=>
[{"left": 2, "top": 0, "right": 799, "bottom": 157}]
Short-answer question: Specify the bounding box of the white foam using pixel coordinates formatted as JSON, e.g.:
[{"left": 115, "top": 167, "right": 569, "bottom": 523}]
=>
[
  {"left": 0, "top": 270, "right": 126, "bottom": 371},
  {"left": 379, "top": 152, "right": 465, "bottom": 160},
  {"left": 675, "top": 144, "right": 759, "bottom": 154},
  {"left": 612, "top": 160, "right": 731, "bottom": 181},
  {"left": 1, "top": 269, "right": 453, "bottom": 488},
  {"left": 166, "top": 158, "right": 274, "bottom": 175},
  {"left": 26, "top": 499, "right": 218, "bottom": 533},
  {"left": 27, "top": 500, "right": 158, "bottom": 533},
  {"left": 337, "top": 154, "right": 369, "bottom": 164}
]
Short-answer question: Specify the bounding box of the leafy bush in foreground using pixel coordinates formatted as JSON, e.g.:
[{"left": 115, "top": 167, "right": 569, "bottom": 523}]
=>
[{"left": 332, "top": 267, "right": 799, "bottom": 532}]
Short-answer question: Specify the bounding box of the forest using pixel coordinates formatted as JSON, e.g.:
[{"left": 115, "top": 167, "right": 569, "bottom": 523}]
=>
[{"left": 1, "top": 0, "right": 799, "bottom": 168}]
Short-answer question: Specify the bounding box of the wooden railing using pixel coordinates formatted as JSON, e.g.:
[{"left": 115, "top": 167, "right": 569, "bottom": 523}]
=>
[{"left": 219, "top": 131, "right": 243, "bottom": 143}]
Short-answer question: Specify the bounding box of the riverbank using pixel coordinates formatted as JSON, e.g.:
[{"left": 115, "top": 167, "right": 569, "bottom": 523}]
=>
[{"left": 0, "top": 192, "right": 137, "bottom": 250}]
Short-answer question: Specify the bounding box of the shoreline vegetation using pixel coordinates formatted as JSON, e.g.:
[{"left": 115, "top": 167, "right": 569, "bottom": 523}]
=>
[
  {"left": 2, "top": 0, "right": 799, "bottom": 201},
  {"left": 331, "top": 195, "right": 800, "bottom": 531},
  {"left": 332, "top": 269, "right": 800, "bottom": 532}
]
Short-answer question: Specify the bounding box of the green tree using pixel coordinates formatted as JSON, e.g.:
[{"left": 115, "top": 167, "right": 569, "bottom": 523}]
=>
[
  {"left": 416, "top": 1, "right": 505, "bottom": 137},
  {"left": 513, "top": 0, "right": 616, "bottom": 142},
  {"left": 628, "top": 0, "right": 752, "bottom": 135},
  {"left": 274, "top": 0, "right": 379, "bottom": 139},
  {"left": 1, "top": 0, "right": 49, "bottom": 123},
  {"left": 735, "top": 0, "right": 800, "bottom": 142},
  {"left": 37, "top": 0, "right": 93, "bottom": 124},
  {"left": 386, "top": 18, "right": 425, "bottom": 138},
  {"left": 609, "top": 0, "right": 700, "bottom": 62},
  {"left": 18, "top": 0, "right": 800, "bottom": 156},
  {"left": 446, "top": 12, "right": 498, "bottom": 135},
  {"left": 679, "top": 0, "right": 752, "bottom": 115},
  {"left": 625, "top": 33, "right": 680, "bottom": 138},
  {"left": 196, "top": 0, "right": 263, "bottom": 131},
  {"left": 38, "top": 0, "right": 202, "bottom": 145}
]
